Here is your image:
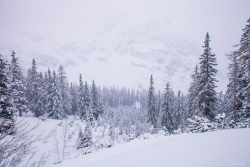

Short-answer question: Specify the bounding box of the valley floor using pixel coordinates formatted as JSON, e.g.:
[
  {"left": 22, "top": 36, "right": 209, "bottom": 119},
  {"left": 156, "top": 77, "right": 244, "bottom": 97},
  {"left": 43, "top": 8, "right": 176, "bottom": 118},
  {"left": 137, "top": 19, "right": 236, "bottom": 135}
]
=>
[{"left": 51, "top": 128, "right": 250, "bottom": 167}]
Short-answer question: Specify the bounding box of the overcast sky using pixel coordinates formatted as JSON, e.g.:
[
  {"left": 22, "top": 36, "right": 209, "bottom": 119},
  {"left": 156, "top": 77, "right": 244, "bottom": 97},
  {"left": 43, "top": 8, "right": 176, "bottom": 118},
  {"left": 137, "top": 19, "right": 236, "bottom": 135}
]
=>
[{"left": 0, "top": 0, "right": 249, "bottom": 92}]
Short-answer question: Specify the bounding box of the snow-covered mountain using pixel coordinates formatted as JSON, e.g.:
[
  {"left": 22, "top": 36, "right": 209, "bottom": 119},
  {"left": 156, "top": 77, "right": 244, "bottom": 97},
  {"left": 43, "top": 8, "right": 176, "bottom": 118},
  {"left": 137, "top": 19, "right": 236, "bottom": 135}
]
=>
[{"left": 0, "top": 11, "right": 227, "bottom": 93}]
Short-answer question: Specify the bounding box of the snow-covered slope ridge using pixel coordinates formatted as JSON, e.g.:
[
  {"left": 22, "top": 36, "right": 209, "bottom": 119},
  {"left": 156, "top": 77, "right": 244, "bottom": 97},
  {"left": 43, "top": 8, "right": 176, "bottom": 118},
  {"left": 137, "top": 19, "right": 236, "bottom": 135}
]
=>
[{"left": 53, "top": 129, "right": 250, "bottom": 167}]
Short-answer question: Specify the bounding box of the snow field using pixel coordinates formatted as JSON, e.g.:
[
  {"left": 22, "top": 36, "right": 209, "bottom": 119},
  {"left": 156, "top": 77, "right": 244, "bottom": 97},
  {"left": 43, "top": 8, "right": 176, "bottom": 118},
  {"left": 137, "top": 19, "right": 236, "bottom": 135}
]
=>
[
  {"left": 51, "top": 126, "right": 250, "bottom": 167},
  {"left": 8, "top": 115, "right": 250, "bottom": 167}
]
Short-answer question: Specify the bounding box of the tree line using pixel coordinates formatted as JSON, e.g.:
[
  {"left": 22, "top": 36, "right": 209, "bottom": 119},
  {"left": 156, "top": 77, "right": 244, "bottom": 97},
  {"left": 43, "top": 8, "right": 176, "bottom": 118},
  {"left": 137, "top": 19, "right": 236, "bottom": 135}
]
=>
[{"left": 1, "top": 18, "right": 250, "bottom": 137}]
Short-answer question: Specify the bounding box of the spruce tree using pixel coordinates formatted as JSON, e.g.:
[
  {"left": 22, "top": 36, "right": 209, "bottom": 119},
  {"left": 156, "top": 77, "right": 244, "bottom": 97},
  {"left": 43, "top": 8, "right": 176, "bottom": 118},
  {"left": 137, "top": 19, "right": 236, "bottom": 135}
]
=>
[
  {"left": 216, "top": 91, "right": 225, "bottom": 115},
  {"left": 46, "top": 70, "right": 64, "bottom": 119},
  {"left": 70, "top": 83, "right": 78, "bottom": 115},
  {"left": 78, "top": 74, "right": 85, "bottom": 119},
  {"left": 0, "top": 55, "right": 14, "bottom": 135},
  {"left": 197, "top": 32, "right": 218, "bottom": 121},
  {"left": 226, "top": 51, "right": 241, "bottom": 122},
  {"left": 36, "top": 72, "right": 46, "bottom": 117},
  {"left": 57, "top": 65, "right": 71, "bottom": 115},
  {"left": 147, "top": 75, "right": 157, "bottom": 128},
  {"left": 9, "top": 51, "right": 28, "bottom": 117},
  {"left": 26, "top": 59, "right": 43, "bottom": 117},
  {"left": 108, "top": 111, "right": 115, "bottom": 144},
  {"left": 161, "top": 82, "right": 174, "bottom": 133},
  {"left": 76, "top": 127, "right": 84, "bottom": 150},
  {"left": 82, "top": 107, "right": 93, "bottom": 152},
  {"left": 91, "top": 80, "right": 99, "bottom": 120},
  {"left": 187, "top": 65, "right": 200, "bottom": 117},
  {"left": 235, "top": 18, "right": 250, "bottom": 118},
  {"left": 174, "top": 90, "right": 182, "bottom": 129},
  {"left": 84, "top": 82, "right": 93, "bottom": 122}
]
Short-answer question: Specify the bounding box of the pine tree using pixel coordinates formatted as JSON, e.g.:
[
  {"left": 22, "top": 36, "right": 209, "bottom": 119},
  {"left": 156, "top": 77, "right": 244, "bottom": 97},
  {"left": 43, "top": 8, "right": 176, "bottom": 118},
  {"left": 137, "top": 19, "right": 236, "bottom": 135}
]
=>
[
  {"left": 36, "top": 72, "right": 46, "bottom": 117},
  {"left": 187, "top": 65, "right": 200, "bottom": 117},
  {"left": 179, "top": 94, "right": 189, "bottom": 132},
  {"left": 161, "top": 82, "right": 174, "bottom": 133},
  {"left": 226, "top": 51, "right": 241, "bottom": 122},
  {"left": 83, "top": 82, "right": 93, "bottom": 122},
  {"left": 91, "top": 80, "right": 99, "bottom": 120},
  {"left": 8, "top": 51, "right": 28, "bottom": 117},
  {"left": 147, "top": 75, "right": 157, "bottom": 128},
  {"left": 26, "top": 59, "right": 43, "bottom": 117},
  {"left": 82, "top": 107, "right": 93, "bottom": 152},
  {"left": 235, "top": 18, "right": 250, "bottom": 118},
  {"left": 216, "top": 91, "right": 225, "bottom": 115},
  {"left": 46, "top": 70, "right": 64, "bottom": 119},
  {"left": 76, "top": 127, "right": 84, "bottom": 150},
  {"left": 0, "top": 55, "right": 14, "bottom": 135},
  {"left": 78, "top": 74, "right": 85, "bottom": 119},
  {"left": 174, "top": 90, "right": 182, "bottom": 129},
  {"left": 57, "top": 65, "right": 71, "bottom": 116},
  {"left": 197, "top": 32, "right": 218, "bottom": 121},
  {"left": 70, "top": 83, "right": 78, "bottom": 115},
  {"left": 108, "top": 116, "right": 115, "bottom": 143}
]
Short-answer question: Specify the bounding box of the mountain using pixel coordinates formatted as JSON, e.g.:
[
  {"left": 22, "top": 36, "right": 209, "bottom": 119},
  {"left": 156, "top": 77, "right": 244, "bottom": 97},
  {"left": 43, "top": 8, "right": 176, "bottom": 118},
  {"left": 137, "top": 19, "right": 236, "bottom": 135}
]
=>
[{"left": 0, "top": 12, "right": 226, "bottom": 93}]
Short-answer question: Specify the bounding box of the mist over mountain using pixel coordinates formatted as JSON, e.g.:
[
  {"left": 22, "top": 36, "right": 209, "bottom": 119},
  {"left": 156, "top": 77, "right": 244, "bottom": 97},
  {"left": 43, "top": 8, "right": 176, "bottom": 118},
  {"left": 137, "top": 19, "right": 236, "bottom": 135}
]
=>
[{"left": 0, "top": 9, "right": 228, "bottom": 94}]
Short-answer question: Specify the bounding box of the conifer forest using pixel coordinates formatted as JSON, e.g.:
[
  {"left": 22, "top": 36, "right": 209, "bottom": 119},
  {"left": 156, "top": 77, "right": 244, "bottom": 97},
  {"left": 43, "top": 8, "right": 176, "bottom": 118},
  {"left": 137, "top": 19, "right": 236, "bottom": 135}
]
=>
[{"left": 0, "top": 2, "right": 250, "bottom": 167}]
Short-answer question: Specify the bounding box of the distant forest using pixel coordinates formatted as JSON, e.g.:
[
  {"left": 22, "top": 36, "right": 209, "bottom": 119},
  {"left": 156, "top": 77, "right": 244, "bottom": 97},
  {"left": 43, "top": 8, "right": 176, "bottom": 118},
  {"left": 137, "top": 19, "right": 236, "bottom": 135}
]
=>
[{"left": 1, "top": 18, "right": 249, "bottom": 137}]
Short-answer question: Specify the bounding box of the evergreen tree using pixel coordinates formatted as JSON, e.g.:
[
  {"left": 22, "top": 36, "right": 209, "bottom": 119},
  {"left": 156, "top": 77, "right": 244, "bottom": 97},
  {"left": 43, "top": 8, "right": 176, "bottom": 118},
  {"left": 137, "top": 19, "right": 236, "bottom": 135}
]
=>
[
  {"left": 46, "top": 70, "right": 64, "bottom": 119},
  {"left": 76, "top": 127, "right": 84, "bottom": 150},
  {"left": 70, "top": 83, "right": 78, "bottom": 115},
  {"left": 174, "top": 90, "right": 182, "bottom": 129},
  {"left": 26, "top": 59, "right": 43, "bottom": 117},
  {"left": 226, "top": 51, "right": 241, "bottom": 122},
  {"left": 235, "top": 18, "right": 250, "bottom": 118},
  {"left": 36, "top": 72, "right": 46, "bottom": 116},
  {"left": 179, "top": 94, "right": 189, "bottom": 132},
  {"left": 197, "top": 32, "right": 218, "bottom": 121},
  {"left": 57, "top": 65, "right": 71, "bottom": 115},
  {"left": 8, "top": 51, "right": 28, "bottom": 117},
  {"left": 0, "top": 55, "right": 14, "bottom": 135},
  {"left": 161, "top": 82, "right": 174, "bottom": 133},
  {"left": 108, "top": 111, "right": 115, "bottom": 143},
  {"left": 187, "top": 65, "right": 200, "bottom": 117},
  {"left": 84, "top": 82, "right": 92, "bottom": 121},
  {"left": 216, "top": 91, "right": 225, "bottom": 115},
  {"left": 91, "top": 80, "right": 99, "bottom": 120},
  {"left": 82, "top": 108, "right": 93, "bottom": 151},
  {"left": 147, "top": 75, "right": 157, "bottom": 128},
  {"left": 155, "top": 91, "right": 162, "bottom": 117},
  {"left": 78, "top": 74, "right": 85, "bottom": 119}
]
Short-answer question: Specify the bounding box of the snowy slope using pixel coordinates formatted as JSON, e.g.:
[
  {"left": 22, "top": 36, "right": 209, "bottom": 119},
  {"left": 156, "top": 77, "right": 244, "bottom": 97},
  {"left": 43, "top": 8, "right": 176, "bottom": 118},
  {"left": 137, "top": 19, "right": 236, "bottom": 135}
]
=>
[
  {"left": 52, "top": 128, "right": 250, "bottom": 167},
  {"left": 5, "top": 115, "right": 250, "bottom": 167}
]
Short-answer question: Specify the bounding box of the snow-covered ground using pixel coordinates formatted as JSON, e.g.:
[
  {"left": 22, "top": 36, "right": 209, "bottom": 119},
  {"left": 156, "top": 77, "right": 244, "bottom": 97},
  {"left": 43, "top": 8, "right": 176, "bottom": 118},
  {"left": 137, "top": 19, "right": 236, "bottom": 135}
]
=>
[
  {"left": 10, "top": 115, "right": 247, "bottom": 167},
  {"left": 52, "top": 128, "right": 250, "bottom": 167},
  {"left": 10, "top": 115, "right": 250, "bottom": 167}
]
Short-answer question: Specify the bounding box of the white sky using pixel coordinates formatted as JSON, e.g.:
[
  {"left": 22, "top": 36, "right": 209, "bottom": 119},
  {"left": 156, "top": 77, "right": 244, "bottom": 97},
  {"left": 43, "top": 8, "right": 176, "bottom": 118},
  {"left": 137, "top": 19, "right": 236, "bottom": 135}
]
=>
[{"left": 0, "top": 0, "right": 249, "bottom": 92}]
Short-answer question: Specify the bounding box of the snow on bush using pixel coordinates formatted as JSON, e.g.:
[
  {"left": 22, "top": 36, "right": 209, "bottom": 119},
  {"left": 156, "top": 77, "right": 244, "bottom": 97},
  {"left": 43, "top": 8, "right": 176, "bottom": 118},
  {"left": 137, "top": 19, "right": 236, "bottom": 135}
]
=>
[
  {"left": 162, "top": 126, "right": 169, "bottom": 136},
  {"left": 173, "top": 128, "right": 182, "bottom": 135},
  {"left": 228, "top": 118, "right": 250, "bottom": 129},
  {"left": 215, "top": 113, "right": 226, "bottom": 129},
  {"left": 138, "top": 133, "right": 151, "bottom": 139},
  {"left": 187, "top": 116, "right": 216, "bottom": 133}
]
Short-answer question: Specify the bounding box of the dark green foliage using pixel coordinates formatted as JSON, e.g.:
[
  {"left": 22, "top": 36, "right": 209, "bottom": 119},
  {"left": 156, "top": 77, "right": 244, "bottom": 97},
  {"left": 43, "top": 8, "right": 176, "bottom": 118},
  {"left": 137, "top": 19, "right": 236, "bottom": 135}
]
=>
[
  {"left": 78, "top": 74, "right": 85, "bottom": 119},
  {"left": 9, "top": 51, "right": 28, "bottom": 117},
  {"left": 197, "top": 33, "right": 218, "bottom": 121},
  {"left": 26, "top": 59, "right": 44, "bottom": 117},
  {"left": 187, "top": 65, "right": 199, "bottom": 117},
  {"left": 147, "top": 75, "right": 157, "bottom": 128},
  {"left": 0, "top": 55, "right": 14, "bottom": 135},
  {"left": 161, "top": 82, "right": 174, "bottom": 133}
]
